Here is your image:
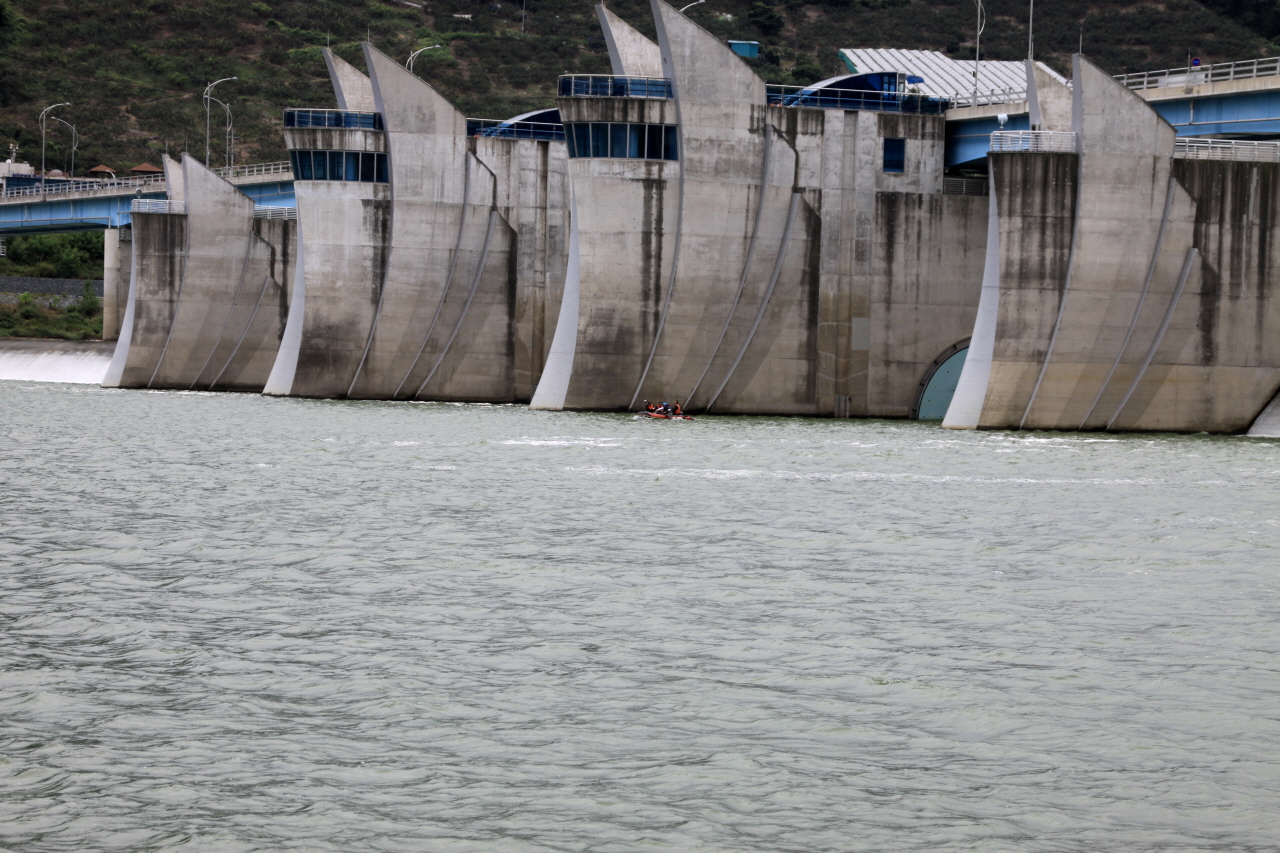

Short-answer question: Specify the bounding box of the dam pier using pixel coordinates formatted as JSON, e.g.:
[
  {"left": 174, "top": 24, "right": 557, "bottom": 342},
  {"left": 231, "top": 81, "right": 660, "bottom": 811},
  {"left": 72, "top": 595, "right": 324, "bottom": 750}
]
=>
[{"left": 7, "top": 0, "right": 1280, "bottom": 434}]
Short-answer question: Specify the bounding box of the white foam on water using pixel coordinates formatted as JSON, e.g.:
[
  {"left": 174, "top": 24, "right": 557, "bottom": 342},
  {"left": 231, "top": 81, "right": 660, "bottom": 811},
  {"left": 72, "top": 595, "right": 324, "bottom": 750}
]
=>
[{"left": 0, "top": 347, "right": 111, "bottom": 384}]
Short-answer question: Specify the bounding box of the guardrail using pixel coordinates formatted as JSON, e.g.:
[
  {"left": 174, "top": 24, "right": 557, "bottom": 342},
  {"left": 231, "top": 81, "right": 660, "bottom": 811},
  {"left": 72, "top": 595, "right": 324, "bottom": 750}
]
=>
[
  {"left": 1, "top": 174, "right": 166, "bottom": 200},
  {"left": 215, "top": 161, "right": 293, "bottom": 179},
  {"left": 285, "top": 109, "right": 385, "bottom": 130},
  {"left": 947, "top": 87, "right": 1029, "bottom": 109},
  {"left": 132, "top": 199, "right": 185, "bottom": 214},
  {"left": 767, "top": 85, "right": 947, "bottom": 114},
  {"left": 943, "top": 176, "right": 989, "bottom": 196},
  {"left": 1174, "top": 137, "right": 1280, "bottom": 162},
  {"left": 558, "top": 75, "right": 673, "bottom": 99},
  {"left": 466, "top": 118, "right": 566, "bottom": 141},
  {"left": 253, "top": 206, "right": 298, "bottom": 220},
  {"left": 990, "top": 130, "right": 1078, "bottom": 153},
  {"left": 1117, "top": 55, "right": 1280, "bottom": 91}
]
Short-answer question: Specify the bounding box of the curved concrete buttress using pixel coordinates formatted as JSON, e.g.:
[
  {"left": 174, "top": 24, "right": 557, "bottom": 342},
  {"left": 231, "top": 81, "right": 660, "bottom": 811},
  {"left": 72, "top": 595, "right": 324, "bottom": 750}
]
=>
[
  {"left": 108, "top": 212, "right": 187, "bottom": 387},
  {"left": 530, "top": 187, "right": 581, "bottom": 410},
  {"left": 263, "top": 227, "right": 307, "bottom": 396},
  {"left": 324, "top": 49, "right": 376, "bottom": 112},
  {"left": 145, "top": 155, "right": 261, "bottom": 389},
  {"left": 102, "top": 233, "right": 143, "bottom": 387},
  {"left": 597, "top": 4, "right": 663, "bottom": 77},
  {"left": 942, "top": 171, "right": 1002, "bottom": 429},
  {"left": 1248, "top": 389, "right": 1280, "bottom": 436},
  {"left": 348, "top": 44, "right": 518, "bottom": 401},
  {"left": 162, "top": 153, "right": 185, "bottom": 203}
]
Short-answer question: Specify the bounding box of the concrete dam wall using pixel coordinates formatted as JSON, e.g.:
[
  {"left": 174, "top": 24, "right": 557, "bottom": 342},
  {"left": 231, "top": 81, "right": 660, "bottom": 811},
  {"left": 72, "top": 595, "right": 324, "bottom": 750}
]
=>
[
  {"left": 945, "top": 55, "right": 1280, "bottom": 434},
  {"left": 83, "top": 0, "right": 1280, "bottom": 434}
]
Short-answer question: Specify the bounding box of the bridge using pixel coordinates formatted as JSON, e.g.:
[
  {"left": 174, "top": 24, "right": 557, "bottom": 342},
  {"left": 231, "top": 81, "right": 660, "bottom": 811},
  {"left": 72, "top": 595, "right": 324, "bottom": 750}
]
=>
[
  {"left": 946, "top": 55, "right": 1280, "bottom": 168},
  {"left": 0, "top": 161, "right": 295, "bottom": 237}
]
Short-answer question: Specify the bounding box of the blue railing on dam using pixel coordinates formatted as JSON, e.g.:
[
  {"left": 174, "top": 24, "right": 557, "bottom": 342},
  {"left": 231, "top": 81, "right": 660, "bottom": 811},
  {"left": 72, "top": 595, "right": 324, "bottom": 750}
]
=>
[
  {"left": 767, "top": 86, "right": 948, "bottom": 114},
  {"left": 558, "top": 75, "right": 673, "bottom": 99},
  {"left": 466, "top": 119, "right": 566, "bottom": 141},
  {"left": 284, "top": 109, "right": 385, "bottom": 131}
]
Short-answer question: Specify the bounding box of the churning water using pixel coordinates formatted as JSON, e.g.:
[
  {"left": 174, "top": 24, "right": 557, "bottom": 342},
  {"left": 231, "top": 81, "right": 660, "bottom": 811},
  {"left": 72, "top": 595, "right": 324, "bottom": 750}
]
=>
[{"left": 3, "top": 380, "right": 1279, "bottom": 852}]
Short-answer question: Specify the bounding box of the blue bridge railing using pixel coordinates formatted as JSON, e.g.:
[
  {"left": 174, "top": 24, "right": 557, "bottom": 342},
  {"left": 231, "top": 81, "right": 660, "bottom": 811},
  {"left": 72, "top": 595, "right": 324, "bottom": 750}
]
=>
[
  {"left": 466, "top": 118, "right": 566, "bottom": 141},
  {"left": 558, "top": 75, "right": 673, "bottom": 99},
  {"left": 284, "top": 109, "right": 385, "bottom": 130},
  {"left": 766, "top": 86, "right": 948, "bottom": 115}
]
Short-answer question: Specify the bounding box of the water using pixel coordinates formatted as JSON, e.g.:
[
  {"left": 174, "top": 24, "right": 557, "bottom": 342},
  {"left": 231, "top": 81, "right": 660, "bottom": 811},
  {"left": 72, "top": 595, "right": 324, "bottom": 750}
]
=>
[
  {"left": 3, "top": 381, "right": 1279, "bottom": 852},
  {"left": 0, "top": 342, "right": 112, "bottom": 384}
]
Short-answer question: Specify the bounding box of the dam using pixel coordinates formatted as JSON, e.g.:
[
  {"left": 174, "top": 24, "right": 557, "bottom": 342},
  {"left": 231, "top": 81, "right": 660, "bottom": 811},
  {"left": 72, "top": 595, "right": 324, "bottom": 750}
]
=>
[{"left": 7, "top": 0, "right": 1280, "bottom": 434}]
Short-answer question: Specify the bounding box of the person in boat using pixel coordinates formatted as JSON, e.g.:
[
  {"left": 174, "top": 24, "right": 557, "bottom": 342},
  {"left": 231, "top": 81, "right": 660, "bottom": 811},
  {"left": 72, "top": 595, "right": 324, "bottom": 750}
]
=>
[
  {"left": 654, "top": 401, "right": 669, "bottom": 415},
  {"left": 644, "top": 400, "right": 656, "bottom": 413},
  {"left": 672, "top": 400, "right": 684, "bottom": 417}
]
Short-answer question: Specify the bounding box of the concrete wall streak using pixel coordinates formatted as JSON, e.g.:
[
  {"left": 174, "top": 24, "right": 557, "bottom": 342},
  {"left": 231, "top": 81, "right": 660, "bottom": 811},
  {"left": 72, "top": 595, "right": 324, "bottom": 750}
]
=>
[
  {"left": 113, "top": 212, "right": 186, "bottom": 387},
  {"left": 597, "top": 4, "right": 663, "bottom": 77},
  {"left": 324, "top": 49, "right": 376, "bottom": 112},
  {"left": 146, "top": 156, "right": 259, "bottom": 389}
]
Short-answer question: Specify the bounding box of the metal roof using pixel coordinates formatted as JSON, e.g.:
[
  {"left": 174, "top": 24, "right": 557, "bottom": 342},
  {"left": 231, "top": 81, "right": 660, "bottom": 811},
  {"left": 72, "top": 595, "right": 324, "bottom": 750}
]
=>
[{"left": 838, "top": 49, "right": 1063, "bottom": 98}]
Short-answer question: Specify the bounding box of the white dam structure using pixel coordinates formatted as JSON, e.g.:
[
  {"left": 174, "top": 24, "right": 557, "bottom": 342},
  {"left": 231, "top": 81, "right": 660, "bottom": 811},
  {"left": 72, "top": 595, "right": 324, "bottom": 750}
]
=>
[{"left": 7, "top": 0, "right": 1280, "bottom": 433}]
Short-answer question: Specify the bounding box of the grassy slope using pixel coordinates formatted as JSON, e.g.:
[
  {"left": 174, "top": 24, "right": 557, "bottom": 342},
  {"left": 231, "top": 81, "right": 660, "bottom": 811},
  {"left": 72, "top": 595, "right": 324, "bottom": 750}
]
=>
[{"left": 0, "top": 0, "right": 1271, "bottom": 173}]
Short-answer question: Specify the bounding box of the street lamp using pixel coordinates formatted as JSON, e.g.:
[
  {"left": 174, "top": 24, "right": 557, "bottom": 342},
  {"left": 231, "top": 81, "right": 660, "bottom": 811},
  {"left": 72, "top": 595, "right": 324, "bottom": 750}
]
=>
[
  {"left": 203, "top": 77, "right": 236, "bottom": 167},
  {"left": 208, "top": 96, "right": 234, "bottom": 169},
  {"left": 406, "top": 44, "right": 442, "bottom": 74},
  {"left": 678, "top": 0, "right": 705, "bottom": 12},
  {"left": 39, "top": 102, "right": 70, "bottom": 198},
  {"left": 50, "top": 116, "right": 78, "bottom": 179}
]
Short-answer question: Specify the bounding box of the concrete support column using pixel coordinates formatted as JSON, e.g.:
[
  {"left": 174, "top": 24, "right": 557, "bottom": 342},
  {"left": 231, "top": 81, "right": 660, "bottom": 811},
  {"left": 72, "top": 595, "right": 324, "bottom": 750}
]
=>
[{"left": 101, "top": 227, "right": 131, "bottom": 341}]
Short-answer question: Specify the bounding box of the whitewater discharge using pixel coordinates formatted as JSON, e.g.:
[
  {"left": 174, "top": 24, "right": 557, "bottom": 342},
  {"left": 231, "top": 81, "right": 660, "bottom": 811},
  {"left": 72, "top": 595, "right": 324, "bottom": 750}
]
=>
[{"left": 2, "top": 381, "right": 1279, "bottom": 851}]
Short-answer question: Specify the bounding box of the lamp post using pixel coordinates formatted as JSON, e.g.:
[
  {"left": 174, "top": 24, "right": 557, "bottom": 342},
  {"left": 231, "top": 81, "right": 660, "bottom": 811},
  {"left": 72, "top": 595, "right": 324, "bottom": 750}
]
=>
[
  {"left": 207, "top": 96, "right": 234, "bottom": 169},
  {"left": 51, "top": 116, "right": 78, "bottom": 179},
  {"left": 678, "top": 0, "right": 704, "bottom": 12},
  {"left": 39, "top": 102, "right": 70, "bottom": 199},
  {"left": 972, "top": 0, "right": 985, "bottom": 105},
  {"left": 203, "top": 77, "right": 236, "bottom": 167},
  {"left": 406, "top": 45, "right": 442, "bottom": 74}
]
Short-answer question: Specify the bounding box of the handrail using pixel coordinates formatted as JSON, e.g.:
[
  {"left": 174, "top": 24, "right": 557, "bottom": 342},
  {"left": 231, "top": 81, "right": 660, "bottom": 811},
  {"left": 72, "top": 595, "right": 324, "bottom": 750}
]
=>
[
  {"left": 1, "top": 173, "right": 166, "bottom": 200},
  {"left": 132, "top": 199, "right": 185, "bottom": 214},
  {"left": 1117, "top": 55, "right": 1280, "bottom": 91},
  {"left": 990, "top": 130, "right": 1078, "bottom": 153},
  {"left": 284, "top": 109, "right": 385, "bottom": 130},
  {"left": 947, "top": 87, "right": 1028, "bottom": 109},
  {"left": 253, "top": 206, "right": 298, "bottom": 220},
  {"left": 766, "top": 85, "right": 947, "bottom": 114},
  {"left": 465, "top": 118, "right": 566, "bottom": 140},
  {"left": 1174, "top": 137, "right": 1280, "bottom": 162},
  {"left": 557, "top": 75, "right": 673, "bottom": 99},
  {"left": 215, "top": 160, "right": 293, "bottom": 179}
]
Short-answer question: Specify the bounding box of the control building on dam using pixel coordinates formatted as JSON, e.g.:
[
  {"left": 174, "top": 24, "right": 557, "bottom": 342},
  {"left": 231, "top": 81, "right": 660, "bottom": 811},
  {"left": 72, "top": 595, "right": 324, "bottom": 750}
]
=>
[{"left": 41, "top": 0, "right": 1280, "bottom": 433}]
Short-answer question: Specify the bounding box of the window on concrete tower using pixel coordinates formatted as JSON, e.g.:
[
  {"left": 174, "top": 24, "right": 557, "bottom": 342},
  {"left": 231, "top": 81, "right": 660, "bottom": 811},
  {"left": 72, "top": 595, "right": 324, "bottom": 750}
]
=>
[{"left": 883, "top": 138, "right": 905, "bottom": 173}]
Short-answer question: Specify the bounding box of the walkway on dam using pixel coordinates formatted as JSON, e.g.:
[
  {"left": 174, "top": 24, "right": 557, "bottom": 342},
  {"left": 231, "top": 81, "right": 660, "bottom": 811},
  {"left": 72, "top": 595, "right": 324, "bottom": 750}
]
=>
[{"left": 0, "top": 161, "right": 295, "bottom": 237}]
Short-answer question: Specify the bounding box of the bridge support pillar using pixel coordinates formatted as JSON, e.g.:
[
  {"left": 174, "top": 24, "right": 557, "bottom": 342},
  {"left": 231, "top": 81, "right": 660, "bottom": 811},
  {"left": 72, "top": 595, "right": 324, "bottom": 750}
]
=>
[{"left": 101, "top": 227, "right": 131, "bottom": 341}]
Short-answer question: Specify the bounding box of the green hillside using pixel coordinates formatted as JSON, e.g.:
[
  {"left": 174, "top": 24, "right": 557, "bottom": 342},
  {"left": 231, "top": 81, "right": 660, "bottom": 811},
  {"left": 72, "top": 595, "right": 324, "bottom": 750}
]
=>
[{"left": 0, "top": 0, "right": 1274, "bottom": 173}]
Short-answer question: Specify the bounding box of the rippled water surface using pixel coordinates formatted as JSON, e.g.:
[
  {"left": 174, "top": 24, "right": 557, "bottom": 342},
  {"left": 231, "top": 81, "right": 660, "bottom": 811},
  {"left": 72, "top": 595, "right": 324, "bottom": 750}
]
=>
[{"left": 3, "top": 381, "right": 1280, "bottom": 852}]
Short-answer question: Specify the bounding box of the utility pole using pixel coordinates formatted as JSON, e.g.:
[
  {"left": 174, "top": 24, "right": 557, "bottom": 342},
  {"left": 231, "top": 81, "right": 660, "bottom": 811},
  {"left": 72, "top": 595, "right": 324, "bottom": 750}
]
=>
[{"left": 203, "top": 78, "right": 236, "bottom": 167}]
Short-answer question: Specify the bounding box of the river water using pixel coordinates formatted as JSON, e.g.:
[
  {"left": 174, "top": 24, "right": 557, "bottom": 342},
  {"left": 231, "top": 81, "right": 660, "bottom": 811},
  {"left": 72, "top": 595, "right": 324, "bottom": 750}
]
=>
[{"left": 3, "top": 380, "right": 1279, "bottom": 852}]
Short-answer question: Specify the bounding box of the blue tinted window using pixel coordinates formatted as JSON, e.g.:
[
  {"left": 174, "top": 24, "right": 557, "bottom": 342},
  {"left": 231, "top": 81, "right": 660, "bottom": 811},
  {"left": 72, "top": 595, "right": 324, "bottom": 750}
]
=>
[
  {"left": 883, "top": 137, "right": 905, "bottom": 173},
  {"left": 287, "top": 149, "right": 390, "bottom": 183},
  {"left": 563, "top": 123, "right": 680, "bottom": 161}
]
